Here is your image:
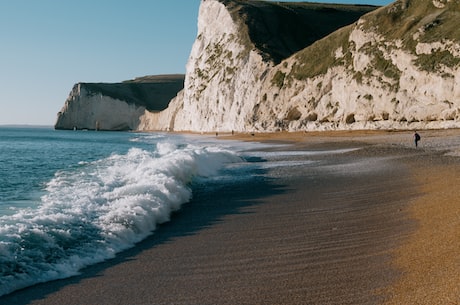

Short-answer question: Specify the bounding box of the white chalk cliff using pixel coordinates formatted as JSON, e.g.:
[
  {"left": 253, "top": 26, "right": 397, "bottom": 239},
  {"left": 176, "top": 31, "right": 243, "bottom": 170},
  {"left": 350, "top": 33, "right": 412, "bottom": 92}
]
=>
[
  {"left": 55, "top": 75, "right": 184, "bottom": 130},
  {"left": 56, "top": 0, "right": 460, "bottom": 132},
  {"left": 55, "top": 84, "right": 142, "bottom": 131},
  {"left": 139, "top": 0, "right": 460, "bottom": 132}
]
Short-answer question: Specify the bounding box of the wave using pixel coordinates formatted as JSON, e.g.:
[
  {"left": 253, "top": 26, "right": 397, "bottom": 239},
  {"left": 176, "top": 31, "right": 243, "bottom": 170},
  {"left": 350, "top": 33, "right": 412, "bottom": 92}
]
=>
[{"left": 0, "top": 141, "right": 241, "bottom": 297}]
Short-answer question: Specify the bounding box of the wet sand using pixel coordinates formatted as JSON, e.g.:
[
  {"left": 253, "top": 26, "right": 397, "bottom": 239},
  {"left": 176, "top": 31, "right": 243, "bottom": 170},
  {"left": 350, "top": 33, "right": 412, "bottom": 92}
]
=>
[{"left": 1, "top": 130, "right": 459, "bottom": 304}]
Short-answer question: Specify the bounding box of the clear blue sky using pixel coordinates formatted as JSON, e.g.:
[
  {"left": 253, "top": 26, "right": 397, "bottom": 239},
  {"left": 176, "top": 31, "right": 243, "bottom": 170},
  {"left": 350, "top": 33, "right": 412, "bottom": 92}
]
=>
[{"left": 0, "top": 0, "right": 393, "bottom": 126}]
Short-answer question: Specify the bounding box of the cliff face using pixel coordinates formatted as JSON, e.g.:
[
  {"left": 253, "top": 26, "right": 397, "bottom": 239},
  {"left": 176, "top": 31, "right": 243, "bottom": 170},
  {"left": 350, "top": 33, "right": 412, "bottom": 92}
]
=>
[
  {"left": 141, "top": 0, "right": 376, "bottom": 131},
  {"left": 55, "top": 84, "right": 142, "bottom": 131},
  {"left": 254, "top": 0, "right": 460, "bottom": 131},
  {"left": 141, "top": 0, "right": 460, "bottom": 132},
  {"left": 55, "top": 75, "right": 184, "bottom": 130},
  {"left": 57, "top": 0, "right": 460, "bottom": 132}
]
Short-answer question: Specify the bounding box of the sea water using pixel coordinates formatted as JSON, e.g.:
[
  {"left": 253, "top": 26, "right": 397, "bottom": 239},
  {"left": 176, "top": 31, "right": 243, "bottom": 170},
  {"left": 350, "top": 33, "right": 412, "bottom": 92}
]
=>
[
  {"left": 0, "top": 126, "right": 247, "bottom": 297},
  {"left": 0, "top": 127, "right": 414, "bottom": 297}
]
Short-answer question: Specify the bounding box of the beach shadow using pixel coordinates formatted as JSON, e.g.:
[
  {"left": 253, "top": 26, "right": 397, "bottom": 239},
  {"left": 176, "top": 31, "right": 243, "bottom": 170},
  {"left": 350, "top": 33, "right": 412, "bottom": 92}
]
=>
[{"left": 0, "top": 163, "right": 286, "bottom": 305}]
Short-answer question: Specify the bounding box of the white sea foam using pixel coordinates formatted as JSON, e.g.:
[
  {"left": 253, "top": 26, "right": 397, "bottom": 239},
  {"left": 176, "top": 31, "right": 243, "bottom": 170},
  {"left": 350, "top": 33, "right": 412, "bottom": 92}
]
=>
[
  {"left": 0, "top": 141, "right": 241, "bottom": 297},
  {"left": 0, "top": 131, "right": 376, "bottom": 298},
  {"left": 241, "top": 148, "right": 360, "bottom": 159},
  {"left": 254, "top": 160, "right": 317, "bottom": 169}
]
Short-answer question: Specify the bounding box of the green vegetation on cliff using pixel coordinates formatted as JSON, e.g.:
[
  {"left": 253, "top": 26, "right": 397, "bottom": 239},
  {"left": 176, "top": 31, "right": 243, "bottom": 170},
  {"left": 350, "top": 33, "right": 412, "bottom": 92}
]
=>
[
  {"left": 287, "top": 0, "right": 460, "bottom": 83},
  {"left": 220, "top": 0, "right": 377, "bottom": 64},
  {"left": 83, "top": 75, "right": 184, "bottom": 111},
  {"left": 361, "top": 0, "right": 460, "bottom": 71}
]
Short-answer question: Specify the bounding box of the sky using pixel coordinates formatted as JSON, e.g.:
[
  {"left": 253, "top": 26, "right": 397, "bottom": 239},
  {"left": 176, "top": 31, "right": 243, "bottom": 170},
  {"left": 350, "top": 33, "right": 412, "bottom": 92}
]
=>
[{"left": 0, "top": 0, "right": 393, "bottom": 126}]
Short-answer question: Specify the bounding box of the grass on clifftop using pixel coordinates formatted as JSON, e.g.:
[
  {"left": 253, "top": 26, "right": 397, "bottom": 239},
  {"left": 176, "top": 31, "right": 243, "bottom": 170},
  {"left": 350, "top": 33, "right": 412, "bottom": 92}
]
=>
[
  {"left": 290, "top": 25, "right": 353, "bottom": 80},
  {"left": 83, "top": 75, "right": 184, "bottom": 111},
  {"left": 361, "top": 0, "right": 460, "bottom": 71},
  {"left": 222, "top": 0, "right": 376, "bottom": 64},
  {"left": 288, "top": 0, "right": 460, "bottom": 81},
  {"left": 362, "top": 0, "right": 460, "bottom": 48}
]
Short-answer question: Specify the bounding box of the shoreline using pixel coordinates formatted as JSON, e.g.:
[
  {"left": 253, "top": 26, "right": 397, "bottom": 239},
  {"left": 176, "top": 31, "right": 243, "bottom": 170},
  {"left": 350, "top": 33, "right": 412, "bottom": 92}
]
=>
[{"left": 1, "top": 129, "right": 459, "bottom": 304}]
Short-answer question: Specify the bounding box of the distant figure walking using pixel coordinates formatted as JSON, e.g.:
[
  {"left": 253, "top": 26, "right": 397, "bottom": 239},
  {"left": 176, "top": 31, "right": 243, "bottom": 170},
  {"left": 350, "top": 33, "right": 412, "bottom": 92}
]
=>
[{"left": 414, "top": 131, "right": 421, "bottom": 147}]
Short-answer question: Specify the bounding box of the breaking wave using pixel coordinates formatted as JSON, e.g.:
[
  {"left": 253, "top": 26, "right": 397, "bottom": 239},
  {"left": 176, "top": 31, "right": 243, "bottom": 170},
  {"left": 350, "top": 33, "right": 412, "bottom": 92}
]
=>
[{"left": 0, "top": 141, "right": 241, "bottom": 296}]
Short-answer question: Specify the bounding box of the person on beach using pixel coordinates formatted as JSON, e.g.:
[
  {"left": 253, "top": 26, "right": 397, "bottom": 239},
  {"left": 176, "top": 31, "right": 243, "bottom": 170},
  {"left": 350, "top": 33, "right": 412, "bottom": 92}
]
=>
[{"left": 414, "top": 131, "right": 421, "bottom": 147}]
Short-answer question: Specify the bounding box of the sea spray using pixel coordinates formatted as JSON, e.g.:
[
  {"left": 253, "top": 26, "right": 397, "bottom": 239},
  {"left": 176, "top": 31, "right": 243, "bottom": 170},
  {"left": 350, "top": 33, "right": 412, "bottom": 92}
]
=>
[{"left": 0, "top": 141, "right": 241, "bottom": 297}]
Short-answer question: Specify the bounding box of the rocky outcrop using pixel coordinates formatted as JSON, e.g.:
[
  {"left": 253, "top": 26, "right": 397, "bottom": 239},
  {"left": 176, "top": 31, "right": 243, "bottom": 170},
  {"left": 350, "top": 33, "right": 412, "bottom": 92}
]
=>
[
  {"left": 141, "top": 0, "right": 460, "bottom": 132},
  {"left": 141, "top": 0, "right": 376, "bottom": 131},
  {"left": 55, "top": 75, "right": 184, "bottom": 130},
  {"left": 253, "top": 0, "right": 460, "bottom": 131},
  {"left": 57, "top": 0, "right": 460, "bottom": 132}
]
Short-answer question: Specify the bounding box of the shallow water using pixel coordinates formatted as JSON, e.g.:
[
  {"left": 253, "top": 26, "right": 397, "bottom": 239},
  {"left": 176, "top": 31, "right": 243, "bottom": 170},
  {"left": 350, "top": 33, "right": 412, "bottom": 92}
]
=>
[
  {"left": 0, "top": 127, "right": 244, "bottom": 296},
  {"left": 3, "top": 126, "right": 454, "bottom": 297}
]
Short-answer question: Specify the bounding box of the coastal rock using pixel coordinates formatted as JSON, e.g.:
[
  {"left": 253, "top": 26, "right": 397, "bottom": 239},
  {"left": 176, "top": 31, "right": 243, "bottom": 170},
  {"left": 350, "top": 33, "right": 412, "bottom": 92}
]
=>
[
  {"left": 142, "top": 0, "right": 376, "bottom": 131},
  {"left": 55, "top": 75, "right": 184, "bottom": 130},
  {"left": 142, "top": 0, "right": 460, "bottom": 132},
  {"left": 253, "top": 0, "right": 460, "bottom": 131},
  {"left": 57, "top": 0, "right": 460, "bottom": 132}
]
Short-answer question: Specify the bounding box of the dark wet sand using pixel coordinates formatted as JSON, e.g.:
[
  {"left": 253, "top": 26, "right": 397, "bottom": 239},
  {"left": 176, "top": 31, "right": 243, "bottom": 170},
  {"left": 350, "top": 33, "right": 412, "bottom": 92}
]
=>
[{"left": 2, "top": 130, "right": 458, "bottom": 305}]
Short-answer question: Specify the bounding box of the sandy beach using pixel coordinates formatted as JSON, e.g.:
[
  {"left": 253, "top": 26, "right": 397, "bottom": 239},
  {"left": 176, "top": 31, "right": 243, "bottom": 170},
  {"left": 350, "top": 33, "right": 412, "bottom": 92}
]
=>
[{"left": 1, "top": 129, "right": 459, "bottom": 305}]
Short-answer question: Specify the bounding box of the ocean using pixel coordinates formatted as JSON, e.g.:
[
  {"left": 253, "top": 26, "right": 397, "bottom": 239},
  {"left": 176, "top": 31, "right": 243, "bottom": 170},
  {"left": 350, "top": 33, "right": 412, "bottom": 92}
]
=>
[
  {"left": 3, "top": 126, "right": 458, "bottom": 298},
  {"left": 0, "top": 126, "right": 261, "bottom": 297}
]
